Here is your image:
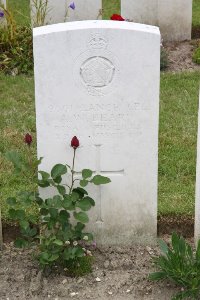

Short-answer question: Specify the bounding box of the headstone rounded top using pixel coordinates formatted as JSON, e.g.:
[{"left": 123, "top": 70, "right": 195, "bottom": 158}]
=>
[{"left": 33, "top": 20, "right": 160, "bottom": 37}]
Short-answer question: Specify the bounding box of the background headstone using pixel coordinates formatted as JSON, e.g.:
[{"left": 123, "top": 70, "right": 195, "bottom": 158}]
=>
[
  {"left": 121, "top": 0, "right": 192, "bottom": 41},
  {"left": 195, "top": 92, "right": 200, "bottom": 244},
  {"left": 65, "top": 0, "right": 102, "bottom": 22},
  {"left": 158, "top": 0, "right": 192, "bottom": 41},
  {"left": 121, "top": 0, "right": 158, "bottom": 25},
  {"left": 31, "top": 0, "right": 102, "bottom": 27},
  {"left": 33, "top": 21, "right": 160, "bottom": 245}
]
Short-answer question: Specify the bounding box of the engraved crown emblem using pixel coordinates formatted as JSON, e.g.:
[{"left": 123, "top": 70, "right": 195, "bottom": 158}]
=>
[{"left": 88, "top": 34, "right": 108, "bottom": 50}]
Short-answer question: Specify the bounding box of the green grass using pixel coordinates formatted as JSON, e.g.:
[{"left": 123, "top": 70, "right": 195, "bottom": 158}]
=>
[
  {"left": 0, "top": 74, "right": 36, "bottom": 220},
  {"left": 193, "top": 0, "right": 200, "bottom": 27},
  {"left": 159, "top": 72, "right": 199, "bottom": 215},
  {"left": 7, "top": 0, "right": 30, "bottom": 26},
  {"left": 102, "top": 0, "right": 120, "bottom": 20},
  {"left": 0, "top": 72, "right": 200, "bottom": 220}
]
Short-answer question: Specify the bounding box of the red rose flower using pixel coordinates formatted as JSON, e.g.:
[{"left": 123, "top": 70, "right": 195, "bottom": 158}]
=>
[
  {"left": 71, "top": 136, "right": 79, "bottom": 149},
  {"left": 24, "top": 133, "right": 32, "bottom": 146},
  {"left": 110, "top": 14, "right": 125, "bottom": 21}
]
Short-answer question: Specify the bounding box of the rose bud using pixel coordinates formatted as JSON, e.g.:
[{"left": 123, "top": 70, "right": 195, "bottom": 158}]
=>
[
  {"left": 71, "top": 136, "right": 79, "bottom": 149},
  {"left": 24, "top": 133, "right": 32, "bottom": 146}
]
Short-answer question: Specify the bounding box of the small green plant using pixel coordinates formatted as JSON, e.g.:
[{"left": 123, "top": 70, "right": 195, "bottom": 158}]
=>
[
  {"left": 0, "top": 6, "right": 33, "bottom": 74},
  {"left": 160, "top": 47, "right": 169, "bottom": 70},
  {"left": 192, "top": 47, "right": 200, "bottom": 65},
  {"left": 31, "top": 0, "right": 49, "bottom": 27},
  {"left": 6, "top": 135, "right": 111, "bottom": 273},
  {"left": 149, "top": 233, "right": 200, "bottom": 299}
]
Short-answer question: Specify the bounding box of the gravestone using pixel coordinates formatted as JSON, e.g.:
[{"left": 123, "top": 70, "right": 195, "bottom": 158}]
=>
[
  {"left": 0, "top": 0, "right": 6, "bottom": 27},
  {"left": 121, "top": 0, "right": 192, "bottom": 41},
  {"left": 195, "top": 92, "right": 200, "bottom": 244},
  {"left": 121, "top": 0, "right": 158, "bottom": 25},
  {"left": 31, "top": 0, "right": 102, "bottom": 27},
  {"left": 158, "top": 0, "right": 192, "bottom": 41},
  {"left": 33, "top": 20, "right": 160, "bottom": 245}
]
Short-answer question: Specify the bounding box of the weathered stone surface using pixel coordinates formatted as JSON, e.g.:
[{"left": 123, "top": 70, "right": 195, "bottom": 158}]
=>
[
  {"left": 33, "top": 21, "right": 160, "bottom": 245},
  {"left": 121, "top": 0, "right": 192, "bottom": 41}
]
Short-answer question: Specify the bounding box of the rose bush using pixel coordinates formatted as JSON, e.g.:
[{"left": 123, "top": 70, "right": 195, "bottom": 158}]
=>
[{"left": 6, "top": 135, "right": 111, "bottom": 274}]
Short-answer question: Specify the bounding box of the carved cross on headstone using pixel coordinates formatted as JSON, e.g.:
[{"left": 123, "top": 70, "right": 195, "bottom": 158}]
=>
[{"left": 74, "top": 144, "right": 124, "bottom": 223}]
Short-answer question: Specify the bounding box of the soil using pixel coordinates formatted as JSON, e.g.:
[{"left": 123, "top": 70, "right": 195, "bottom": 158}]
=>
[
  {"left": 0, "top": 236, "right": 184, "bottom": 300},
  {"left": 1, "top": 39, "right": 199, "bottom": 300},
  {"left": 0, "top": 216, "right": 195, "bottom": 300},
  {"left": 163, "top": 39, "right": 200, "bottom": 73}
]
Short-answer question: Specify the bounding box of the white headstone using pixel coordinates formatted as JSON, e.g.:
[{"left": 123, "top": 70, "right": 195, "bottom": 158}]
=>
[
  {"left": 158, "top": 0, "right": 192, "bottom": 41},
  {"left": 121, "top": 0, "right": 158, "bottom": 25},
  {"left": 195, "top": 92, "right": 200, "bottom": 244},
  {"left": 31, "top": 0, "right": 102, "bottom": 27},
  {"left": 121, "top": 0, "right": 192, "bottom": 41},
  {"left": 33, "top": 21, "right": 160, "bottom": 245}
]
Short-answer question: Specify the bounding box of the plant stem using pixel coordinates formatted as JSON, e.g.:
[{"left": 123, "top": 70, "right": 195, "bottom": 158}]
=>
[{"left": 70, "top": 148, "right": 76, "bottom": 193}]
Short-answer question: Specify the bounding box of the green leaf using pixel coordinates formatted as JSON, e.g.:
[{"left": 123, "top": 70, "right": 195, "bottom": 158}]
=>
[
  {"left": 75, "top": 222, "right": 85, "bottom": 232},
  {"left": 80, "top": 179, "right": 89, "bottom": 187},
  {"left": 9, "top": 208, "right": 17, "bottom": 220},
  {"left": 49, "top": 208, "right": 58, "bottom": 219},
  {"left": 51, "top": 164, "right": 67, "bottom": 179},
  {"left": 48, "top": 254, "right": 59, "bottom": 262},
  {"left": 14, "top": 238, "right": 28, "bottom": 248},
  {"left": 63, "top": 248, "right": 71, "bottom": 260},
  {"left": 149, "top": 271, "right": 167, "bottom": 281},
  {"left": 5, "top": 151, "right": 24, "bottom": 172},
  {"left": 19, "top": 220, "right": 29, "bottom": 230},
  {"left": 74, "top": 212, "right": 89, "bottom": 223},
  {"left": 38, "top": 171, "right": 50, "bottom": 180},
  {"left": 57, "top": 185, "right": 66, "bottom": 195},
  {"left": 91, "top": 175, "right": 111, "bottom": 185},
  {"left": 18, "top": 191, "right": 33, "bottom": 207},
  {"left": 7, "top": 197, "right": 17, "bottom": 206},
  {"left": 82, "top": 169, "right": 93, "bottom": 179},
  {"left": 59, "top": 210, "right": 70, "bottom": 222},
  {"left": 40, "top": 252, "right": 49, "bottom": 261},
  {"left": 75, "top": 247, "right": 84, "bottom": 258},
  {"left": 40, "top": 208, "right": 49, "bottom": 216},
  {"left": 53, "top": 239, "right": 63, "bottom": 246},
  {"left": 16, "top": 209, "right": 25, "bottom": 220},
  {"left": 53, "top": 176, "right": 62, "bottom": 184},
  {"left": 73, "top": 187, "right": 88, "bottom": 198},
  {"left": 158, "top": 239, "right": 168, "bottom": 255},
  {"left": 178, "top": 237, "right": 186, "bottom": 255},
  {"left": 71, "top": 192, "right": 80, "bottom": 202},
  {"left": 38, "top": 179, "right": 50, "bottom": 188},
  {"left": 29, "top": 228, "right": 37, "bottom": 237},
  {"left": 35, "top": 196, "right": 43, "bottom": 206},
  {"left": 85, "top": 196, "right": 95, "bottom": 206},
  {"left": 45, "top": 196, "right": 62, "bottom": 208},
  {"left": 172, "top": 232, "right": 180, "bottom": 252},
  {"left": 76, "top": 198, "right": 92, "bottom": 211},
  {"left": 62, "top": 199, "right": 74, "bottom": 210},
  {"left": 53, "top": 195, "right": 62, "bottom": 207}
]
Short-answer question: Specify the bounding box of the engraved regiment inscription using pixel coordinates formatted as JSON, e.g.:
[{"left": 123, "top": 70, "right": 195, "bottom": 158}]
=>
[
  {"left": 80, "top": 57, "right": 115, "bottom": 88},
  {"left": 74, "top": 34, "right": 119, "bottom": 96}
]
